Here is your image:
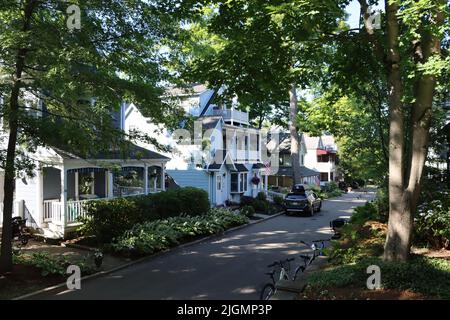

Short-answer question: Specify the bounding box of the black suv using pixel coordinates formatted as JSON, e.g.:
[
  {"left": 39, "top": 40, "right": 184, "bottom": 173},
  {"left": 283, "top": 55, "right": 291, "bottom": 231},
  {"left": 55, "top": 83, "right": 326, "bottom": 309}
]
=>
[{"left": 284, "top": 185, "right": 322, "bottom": 216}]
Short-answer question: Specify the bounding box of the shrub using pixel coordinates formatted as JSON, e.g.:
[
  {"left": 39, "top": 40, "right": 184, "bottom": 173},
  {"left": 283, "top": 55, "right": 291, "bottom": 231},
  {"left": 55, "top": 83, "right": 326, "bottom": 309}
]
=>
[
  {"left": 241, "top": 205, "right": 255, "bottom": 218},
  {"left": 240, "top": 196, "right": 255, "bottom": 207},
  {"left": 414, "top": 199, "right": 450, "bottom": 249},
  {"left": 14, "top": 252, "right": 96, "bottom": 277},
  {"left": 150, "top": 187, "right": 210, "bottom": 218},
  {"left": 78, "top": 187, "right": 210, "bottom": 244},
  {"left": 252, "top": 199, "right": 269, "bottom": 213},
  {"left": 111, "top": 208, "right": 249, "bottom": 256},
  {"left": 349, "top": 202, "right": 380, "bottom": 225},
  {"left": 256, "top": 191, "right": 267, "bottom": 201},
  {"left": 79, "top": 197, "right": 145, "bottom": 244},
  {"left": 273, "top": 195, "right": 284, "bottom": 206}
]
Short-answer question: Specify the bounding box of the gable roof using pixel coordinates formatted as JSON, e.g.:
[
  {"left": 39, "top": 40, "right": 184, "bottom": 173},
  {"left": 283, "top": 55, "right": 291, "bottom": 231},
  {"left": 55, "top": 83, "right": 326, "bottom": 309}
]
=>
[
  {"left": 272, "top": 166, "right": 319, "bottom": 177},
  {"left": 303, "top": 134, "right": 323, "bottom": 150},
  {"left": 53, "top": 142, "right": 170, "bottom": 161}
]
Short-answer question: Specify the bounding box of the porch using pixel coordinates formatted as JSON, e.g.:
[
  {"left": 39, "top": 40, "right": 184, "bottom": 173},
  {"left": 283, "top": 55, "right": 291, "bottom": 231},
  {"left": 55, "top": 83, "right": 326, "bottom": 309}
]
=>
[{"left": 40, "top": 163, "right": 166, "bottom": 236}]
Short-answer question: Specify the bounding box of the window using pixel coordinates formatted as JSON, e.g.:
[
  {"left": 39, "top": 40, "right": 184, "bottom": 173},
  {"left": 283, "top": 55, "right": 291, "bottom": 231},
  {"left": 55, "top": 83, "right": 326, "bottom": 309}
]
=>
[
  {"left": 217, "top": 175, "right": 222, "bottom": 191},
  {"left": 320, "top": 173, "right": 328, "bottom": 182},
  {"left": 318, "top": 154, "right": 330, "bottom": 162},
  {"left": 231, "top": 173, "right": 238, "bottom": 192},
  {"left": 240, "top": 173, "right": 248, "bottom": 192},
  {"left": 279, "top": 154, "right": 292, "bottom": 167},
  {"left": 231, "top": 172, "right": 247, "bottom": 193}
]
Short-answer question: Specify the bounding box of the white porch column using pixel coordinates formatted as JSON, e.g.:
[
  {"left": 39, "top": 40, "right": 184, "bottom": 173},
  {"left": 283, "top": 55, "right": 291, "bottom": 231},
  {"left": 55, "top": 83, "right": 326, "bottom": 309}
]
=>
[
  {"left": 107, "top": 171, "right": 114, "bottom": 198},
  {"left": 144, "top": 164, "right": 148, "bottom": 194},
  {"left": 61, "top": 168, "right": 67, "bottom": 228},
  {"left": 264, "top": 174, "right": 268, "bottom": 194},
  {"left": 161, "top": 163, "right": 166, "bottom": 191},
  {"left": 74, "top": 172, "right": 79, "bottom": 200},
  {"left": 36, "top": 169, "right": 44, "bottom": 225}
]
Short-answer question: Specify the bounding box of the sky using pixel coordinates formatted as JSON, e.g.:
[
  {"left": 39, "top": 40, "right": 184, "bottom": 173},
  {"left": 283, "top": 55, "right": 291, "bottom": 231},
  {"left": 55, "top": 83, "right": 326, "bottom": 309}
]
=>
[{"left": 345, "top": 0, "right": 385, "bottom": 29}]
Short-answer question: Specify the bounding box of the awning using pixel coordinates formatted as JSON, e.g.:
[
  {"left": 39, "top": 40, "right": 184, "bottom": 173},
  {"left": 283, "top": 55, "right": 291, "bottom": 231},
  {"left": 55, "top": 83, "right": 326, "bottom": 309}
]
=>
[
  {"left": 234, "top": 164, "right": 249, "bottom": 172},
  {"left": 67, "top": 167, "right": 106, "bottom": 174},
  {"left": 252, "top": 163, "right": 265, "bottom": 170}
]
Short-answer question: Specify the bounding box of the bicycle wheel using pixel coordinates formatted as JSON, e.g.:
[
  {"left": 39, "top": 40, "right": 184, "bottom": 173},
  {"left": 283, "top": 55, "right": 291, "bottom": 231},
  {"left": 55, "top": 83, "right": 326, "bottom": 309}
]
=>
[
  {"left": 260, "top": 283, "right": 276, "bottom": 300},
  {"left": 293, "top": 265, "right": 305, "bottom": 281}
]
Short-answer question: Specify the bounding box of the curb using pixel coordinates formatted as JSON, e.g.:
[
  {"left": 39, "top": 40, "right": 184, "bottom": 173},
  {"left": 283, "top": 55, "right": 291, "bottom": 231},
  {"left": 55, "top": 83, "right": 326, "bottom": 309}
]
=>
[{"left": 14, "top": 211, "right": 284, "bottom": 300}]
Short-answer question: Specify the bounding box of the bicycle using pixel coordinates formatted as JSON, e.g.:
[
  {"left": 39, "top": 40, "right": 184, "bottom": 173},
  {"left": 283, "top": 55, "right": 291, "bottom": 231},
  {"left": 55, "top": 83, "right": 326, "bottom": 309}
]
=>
[
  {"left": 260, "top": 239, "right": 330, "bottom": 300},
  {"left": 260, "top": 257, "right": 296, "bottom": 300},
  {"left": 11, "top": 217, "right": 30, "bottom": 245}
]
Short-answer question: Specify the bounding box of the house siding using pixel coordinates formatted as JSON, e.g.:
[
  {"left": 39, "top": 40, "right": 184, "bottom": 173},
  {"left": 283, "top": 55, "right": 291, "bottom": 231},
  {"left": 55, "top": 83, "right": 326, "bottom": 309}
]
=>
[
  {"left": 166, "top": 168, "right": 210, "bottom": 194},
  {"left": 15, "top": 170, "right": 40, "bottom": 224}
]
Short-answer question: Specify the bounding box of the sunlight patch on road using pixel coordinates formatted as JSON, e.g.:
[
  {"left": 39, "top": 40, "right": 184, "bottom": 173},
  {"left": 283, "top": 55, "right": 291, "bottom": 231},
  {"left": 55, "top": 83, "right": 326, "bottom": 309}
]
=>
[
  {"left": 254, "top": 231, "right": 289, "bottom": 236},
  {"left": 232, "top": 287, "right": 257, "bottom": 294},
  {"left": 212, "top": 234, "right": 246, "bottom": 244},
  {"left": 210, "top": 252, "right": 237, "bottom": 258}
]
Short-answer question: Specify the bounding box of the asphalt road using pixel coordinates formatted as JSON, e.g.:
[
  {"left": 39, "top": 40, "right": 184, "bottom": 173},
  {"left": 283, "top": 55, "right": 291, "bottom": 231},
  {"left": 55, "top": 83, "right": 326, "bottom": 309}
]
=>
[{"left": 34, "top": 191, "right": 374, "bottom": 300}]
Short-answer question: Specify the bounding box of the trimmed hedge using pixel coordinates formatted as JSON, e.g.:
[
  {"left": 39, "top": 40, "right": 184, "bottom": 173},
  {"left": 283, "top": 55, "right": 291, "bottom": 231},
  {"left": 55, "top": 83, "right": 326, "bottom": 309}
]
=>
[{"left": 78, "top": 187, "right": 210, "bottom": 244}]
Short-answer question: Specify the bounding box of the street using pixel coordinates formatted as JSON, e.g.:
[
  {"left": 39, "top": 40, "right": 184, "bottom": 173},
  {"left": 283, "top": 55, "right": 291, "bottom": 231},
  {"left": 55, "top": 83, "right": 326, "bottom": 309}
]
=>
[{"left": 34, "top": 191, "right": 374, "bottom": 300}]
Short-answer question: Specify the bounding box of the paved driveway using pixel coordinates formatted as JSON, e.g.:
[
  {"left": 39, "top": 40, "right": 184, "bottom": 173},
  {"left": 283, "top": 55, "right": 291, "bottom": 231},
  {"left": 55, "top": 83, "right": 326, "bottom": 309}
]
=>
[{"left": 34, "top": 191, "right": 374, "bottom": 300}]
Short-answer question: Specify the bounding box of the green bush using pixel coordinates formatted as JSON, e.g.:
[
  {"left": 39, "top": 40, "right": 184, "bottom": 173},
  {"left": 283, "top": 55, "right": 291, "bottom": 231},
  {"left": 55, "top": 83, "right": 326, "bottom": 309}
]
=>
[
  {"left": 111, "top": 208, "right": 249, "bottom": 256},
  {"left": 78, "top": 187, "right": 210, "bottom": 244},
  {"left": 273, "top": 195, "right": 284, "bottom": 206},
  {"left": 241, "top": 205, "right": 255, "bottom": 218},
  {"left": 14, "top": 252, "right": 96, "bottom": 277},
  {"left": 350, "top": 201, "right": 380, "bottom": 225},
  {"left": 252, "top": 199, "right": 269, "bottom": 213},
  {"left": 240, "top": 196, "right": 255, "bottom": 207},
  {"left": 79, "top": 197, "right": 145, "bottom": 244},
  {"left": 414, "top": 199, "right": 450, "bottom": 249},
  {"left": 256, "top": 191, "right": 267, "bottom": 201},
  {"left": 150, "top": 187, "right": 210, "bottom": 218}
]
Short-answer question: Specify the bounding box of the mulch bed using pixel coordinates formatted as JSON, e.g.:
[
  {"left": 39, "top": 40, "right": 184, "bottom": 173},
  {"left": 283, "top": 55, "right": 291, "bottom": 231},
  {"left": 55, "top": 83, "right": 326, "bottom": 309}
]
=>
[{"left": 0, "top": 264, "right": 64, "bottom": 299}]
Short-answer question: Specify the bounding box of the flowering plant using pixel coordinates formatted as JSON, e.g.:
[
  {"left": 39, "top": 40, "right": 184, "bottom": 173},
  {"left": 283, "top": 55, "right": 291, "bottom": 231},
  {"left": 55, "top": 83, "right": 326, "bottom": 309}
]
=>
[{"left": 251, "top": 176, "right": 260, "bottom": 185}]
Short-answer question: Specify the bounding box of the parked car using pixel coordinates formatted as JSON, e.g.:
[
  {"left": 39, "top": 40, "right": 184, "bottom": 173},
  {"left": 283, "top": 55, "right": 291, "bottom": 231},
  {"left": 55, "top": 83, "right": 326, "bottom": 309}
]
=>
[
  {"left": 291, "top": 184, "right": 307, "bottom": 194},
  {"left": 284, "top": 190, "right": 322, "bottom": 216},
  {"left": 351, "top": 181, "right": 360, "bottom": 189}
]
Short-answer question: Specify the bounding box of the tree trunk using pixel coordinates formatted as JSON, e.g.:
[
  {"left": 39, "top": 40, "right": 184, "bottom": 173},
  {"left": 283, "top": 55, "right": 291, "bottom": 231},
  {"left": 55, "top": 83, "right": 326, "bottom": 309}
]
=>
[
  {"left": 0, "top": 0, "right": 35, "bottom": 273},
  {"left": 289, "top": 84, "right": 302, "bottom": 184},
  {"left": 383, "top": 0, "right": 409, "bottom": 261},
  {"left": 383, "top": 1, "right": 443, "bottom": 261}
]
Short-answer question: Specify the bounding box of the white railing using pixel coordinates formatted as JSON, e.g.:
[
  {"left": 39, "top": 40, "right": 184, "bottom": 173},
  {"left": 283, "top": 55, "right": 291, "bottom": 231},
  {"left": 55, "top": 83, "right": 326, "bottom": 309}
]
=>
[
  {"left": 42, "top": 189, "right": 160, "bottom": 226},
  {"left": 66, "top": 200, "right": 89, "bottom": 224},
  {"left": 114, "top": 186, "right": 145, "bottom": 197},
  {"left": 267, "top": 190, "right": 286, "bottom": 201},
  {"left": 43, "top": 199, "right": 63, "bottom": 224},
  {"left": 210, "top": 108, "right": 249, "bottom": 124}
]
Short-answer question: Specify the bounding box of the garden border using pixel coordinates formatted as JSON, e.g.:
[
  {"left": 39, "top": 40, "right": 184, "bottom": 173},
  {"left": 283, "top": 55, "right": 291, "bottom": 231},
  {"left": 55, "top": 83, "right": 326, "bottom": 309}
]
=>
[{"left": 14, "top": 211, "right": 284, "bottom": 300}]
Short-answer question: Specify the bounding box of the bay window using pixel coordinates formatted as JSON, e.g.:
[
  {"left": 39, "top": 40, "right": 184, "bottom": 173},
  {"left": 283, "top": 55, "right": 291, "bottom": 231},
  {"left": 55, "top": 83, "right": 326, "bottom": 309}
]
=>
[{"left": 231, "top": 172, "right": 248, "bottom": 193}]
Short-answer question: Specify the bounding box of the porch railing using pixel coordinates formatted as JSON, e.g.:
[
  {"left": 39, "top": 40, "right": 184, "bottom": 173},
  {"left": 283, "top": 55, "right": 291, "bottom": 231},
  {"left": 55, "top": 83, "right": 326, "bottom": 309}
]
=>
[
  {"left": 42, "top": 188, "right": 162, "bottom": 226},
  {"left": 66, "top": 200, "right": 88, "bottom": 224},
  {"left": 43, "top": 199, "right": 63, "bottom": 225}
]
